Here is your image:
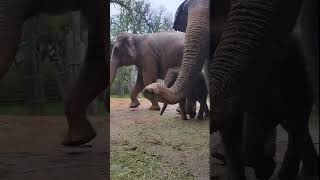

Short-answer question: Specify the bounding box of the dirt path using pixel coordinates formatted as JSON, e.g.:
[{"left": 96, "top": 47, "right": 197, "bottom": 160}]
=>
[
  {"left": 0, "top": 115, "right": 108, "bottom": 180},
  {"left": 110, "top": 98, "right": 210, "bottom": 180}
]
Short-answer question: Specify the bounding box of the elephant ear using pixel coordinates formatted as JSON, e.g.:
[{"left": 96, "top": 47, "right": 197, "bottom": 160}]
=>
[
  {"left": 173, "top": 0, "right": 188, "bottom": 32},
  {"left": 126, "top": 36, "right": 136, "bottom": 58}
]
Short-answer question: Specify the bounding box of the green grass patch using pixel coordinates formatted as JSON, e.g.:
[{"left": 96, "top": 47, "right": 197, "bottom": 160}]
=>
[{"left": 111, "top": 148, "right": 194, "bottom": 180}]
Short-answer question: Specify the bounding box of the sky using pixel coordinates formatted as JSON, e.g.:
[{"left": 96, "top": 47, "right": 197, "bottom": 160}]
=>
[{"left": 110, "top": 0, "right": 185, "bottom": 20}]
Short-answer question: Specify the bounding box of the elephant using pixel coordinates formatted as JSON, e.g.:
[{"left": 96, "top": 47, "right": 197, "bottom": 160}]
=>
[
  {"left": 158, "top": 67, "right": 209, "bottom": 120},
  {"left": 110, "top": 31, "right": 185, "bottom": 110},
  {"left": 0, "top": 1, "right": 107, "bottom": 146},
  {"left": 143, "top": 0, "right": 319, "bottom": 179}
]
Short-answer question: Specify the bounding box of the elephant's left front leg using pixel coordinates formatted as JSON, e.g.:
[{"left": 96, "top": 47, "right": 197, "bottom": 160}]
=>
[
  {"left": 62, "top": 15, "right": 107, "bottom": 146},
  {"left": 129, "top": 70, "right": 143, "bottom": 108}
]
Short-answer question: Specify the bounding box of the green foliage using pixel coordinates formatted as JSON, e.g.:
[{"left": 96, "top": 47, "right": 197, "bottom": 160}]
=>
[{"left": 111, "top": 0, "right": 173, "bottom": 40}]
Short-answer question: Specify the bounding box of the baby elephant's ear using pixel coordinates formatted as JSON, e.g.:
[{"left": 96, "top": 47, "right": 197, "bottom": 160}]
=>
[{"left": 126, "top": 36, "right": 136, "bottom": 58}]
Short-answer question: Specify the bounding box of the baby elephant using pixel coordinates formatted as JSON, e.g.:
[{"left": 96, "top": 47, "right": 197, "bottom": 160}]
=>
[{"left": 160, "top": 67, "right": 209, "bottom": 120}]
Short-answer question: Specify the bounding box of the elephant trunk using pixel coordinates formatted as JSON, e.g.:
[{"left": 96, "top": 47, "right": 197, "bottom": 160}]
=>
[
  {"left": 170, "top": 7, "right": 210, "bottom": 103},
  {"left": 110, "top": 60, "right": 119, "bottom": 86},
  {"left": 160, "top": 103, "right": 168, "bottom": 115},
  {"left": 210, "top": 1, "right": 273, "bottom": 102},
  {"left": 144, "top": 7, "right": 210, "bottom": 105}
]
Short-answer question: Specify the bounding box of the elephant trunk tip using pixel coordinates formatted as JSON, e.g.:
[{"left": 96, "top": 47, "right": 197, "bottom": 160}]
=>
[{"left": 160, "top": 103, "right": 168, "bottom": 115}]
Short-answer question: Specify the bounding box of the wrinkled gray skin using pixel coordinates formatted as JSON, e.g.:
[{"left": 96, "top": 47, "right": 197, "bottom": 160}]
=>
[
  {"left": 174, "top": 0, "right": 278, "bottom": 170},
  {"left": 0, "top": 0, "right": 106, "bottom": 146},
  {"left": 143, "top": 0, "right": 319, "bottom": 179},
  {"left": 159, "top": 67, "right": 209, "bottom": 120},
  {"left": 110, "top": 31, "right": 185, "bottom": 110}
]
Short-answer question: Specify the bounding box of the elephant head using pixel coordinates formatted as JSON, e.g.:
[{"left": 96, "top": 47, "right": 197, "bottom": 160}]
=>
[{"left": 110, "top": 32, "right": 137, "bottom": 86}]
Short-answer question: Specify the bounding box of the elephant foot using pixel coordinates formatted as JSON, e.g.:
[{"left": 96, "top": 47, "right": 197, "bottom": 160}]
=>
[
  {"left": 189, "top": 112, "right": 196, "bottom": 119},
  {"left": 181, "top": 114, "right": 188, "bottom": 120},
  {"left": 197, "top": 114, "right": 203, "bottom": 120},
  {"left": 129, "top": 100, "right": 140, "bottom": 108},
  {"left": 149, "top": 105, "right": 160, "bottom": 111},
  {"left": 61, "top": 121, "right": 97, "bottom": 146}
]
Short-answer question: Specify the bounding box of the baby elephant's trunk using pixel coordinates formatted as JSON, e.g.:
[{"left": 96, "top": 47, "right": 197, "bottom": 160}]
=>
[
  {"left": 156, "top": 79, "right": 168, "bottom": 116},
  {"left": 160, "top": 103, "right": 168, "bottom": 115}
]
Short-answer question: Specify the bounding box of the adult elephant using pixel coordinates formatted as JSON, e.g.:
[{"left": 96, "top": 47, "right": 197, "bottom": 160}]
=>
[
  {"left": 110, "top": 31, "right": 185, "bottom": 110},
  {"left": 143, "top": 0, "right": 319, "bottom": 179},
  {"left": 0, "top": 1, "right": 107, "bottom": 146}
]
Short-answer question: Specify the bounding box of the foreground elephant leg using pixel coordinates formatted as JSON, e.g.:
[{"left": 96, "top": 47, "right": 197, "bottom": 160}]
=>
[
  {"left": 298, "top": 131, "right": 319, "bottom": 176},
  {"left": 218, "top": 110, "right": 245, "bottom": 180},
  {"left": 62, "top": 7, "right": 107, "bottom": 146},
  {"left": 244, "top": 113, "right": 275, "bottom": 180},
  {"left": 278, "top": 133, "right": 300, "bottom": 180},
  {"left": 129, "top": 71, "right": 143, "bottom": 108},
  {"left": 0, "top": 4, "right": 26, "bottom": 79},
  {"left": 299, "top": 0, "right": 319, "bottom": 107}
]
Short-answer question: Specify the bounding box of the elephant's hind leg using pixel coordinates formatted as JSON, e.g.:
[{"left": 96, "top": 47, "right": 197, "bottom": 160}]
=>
[{"left": 62, "top": 7, "right": 107, "bottom": 146}]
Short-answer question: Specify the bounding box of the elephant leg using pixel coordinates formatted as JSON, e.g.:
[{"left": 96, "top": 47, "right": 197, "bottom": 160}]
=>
[
  {"left": 218, "top": 110, "right": 245, "bottom": 180},
  {"left": 299, "top": 0, "right": 319, "bottom": 107},
  {"left": 278, "top": 132, "right": 300, "bottom": 180},
  {"left": 179, "top": 98, "right": 187, "bottom": 120},
  {"left": 204, "top": 103, "right": 210, "bottom": 118},
  {"left": 282, "top": 100, "right": 318, "bottom": 177},
  {"left": 142, "top": 70, "right": 160, "bottom": 110},
  {"left": 129, "top": 70, "right": 143, "bottom": 108},
  {"left": 62, "top": 10, "right": 107, "bottom": 146},
  {"left": 186, "top": 97, "right": 196, "bottom": 119},
  {"left": 197, "top": 100, "right": 205, "bottom": 120},
  {"left": 244, "top": 112, "right": 275, "bottom": 180},
  {"left": 298, "top": 130, "right": 319, "bottom": 176},
  {"left": 0, "top": 5, "right": 26, "bottom": 79}
]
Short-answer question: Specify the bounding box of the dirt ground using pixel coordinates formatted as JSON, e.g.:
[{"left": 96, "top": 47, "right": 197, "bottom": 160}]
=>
[
  {"left": 0, "top": 98, "right": 318, "bottom": 180},
  {"left": 110, "top": 98, "right": 210, "bottom": 180},
  {"left": 0, "top": 115, "right": 108, "bottom": 180},
  {"left": 110, "top": 98, "right": 319, "bottom": 180}
]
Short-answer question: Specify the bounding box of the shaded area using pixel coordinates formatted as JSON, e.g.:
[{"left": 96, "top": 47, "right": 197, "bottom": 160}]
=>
[
  {"left": 211, "top": 111, "right": 319, "bottom": 180},
  {"left": 0, "top": 116, "right": 108, "bottom": 180}
]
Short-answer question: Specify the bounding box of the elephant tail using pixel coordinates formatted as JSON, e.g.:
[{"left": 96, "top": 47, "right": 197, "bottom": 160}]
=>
[{"left": 160, "top": 103, "right": 168, "bottom": 115}]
